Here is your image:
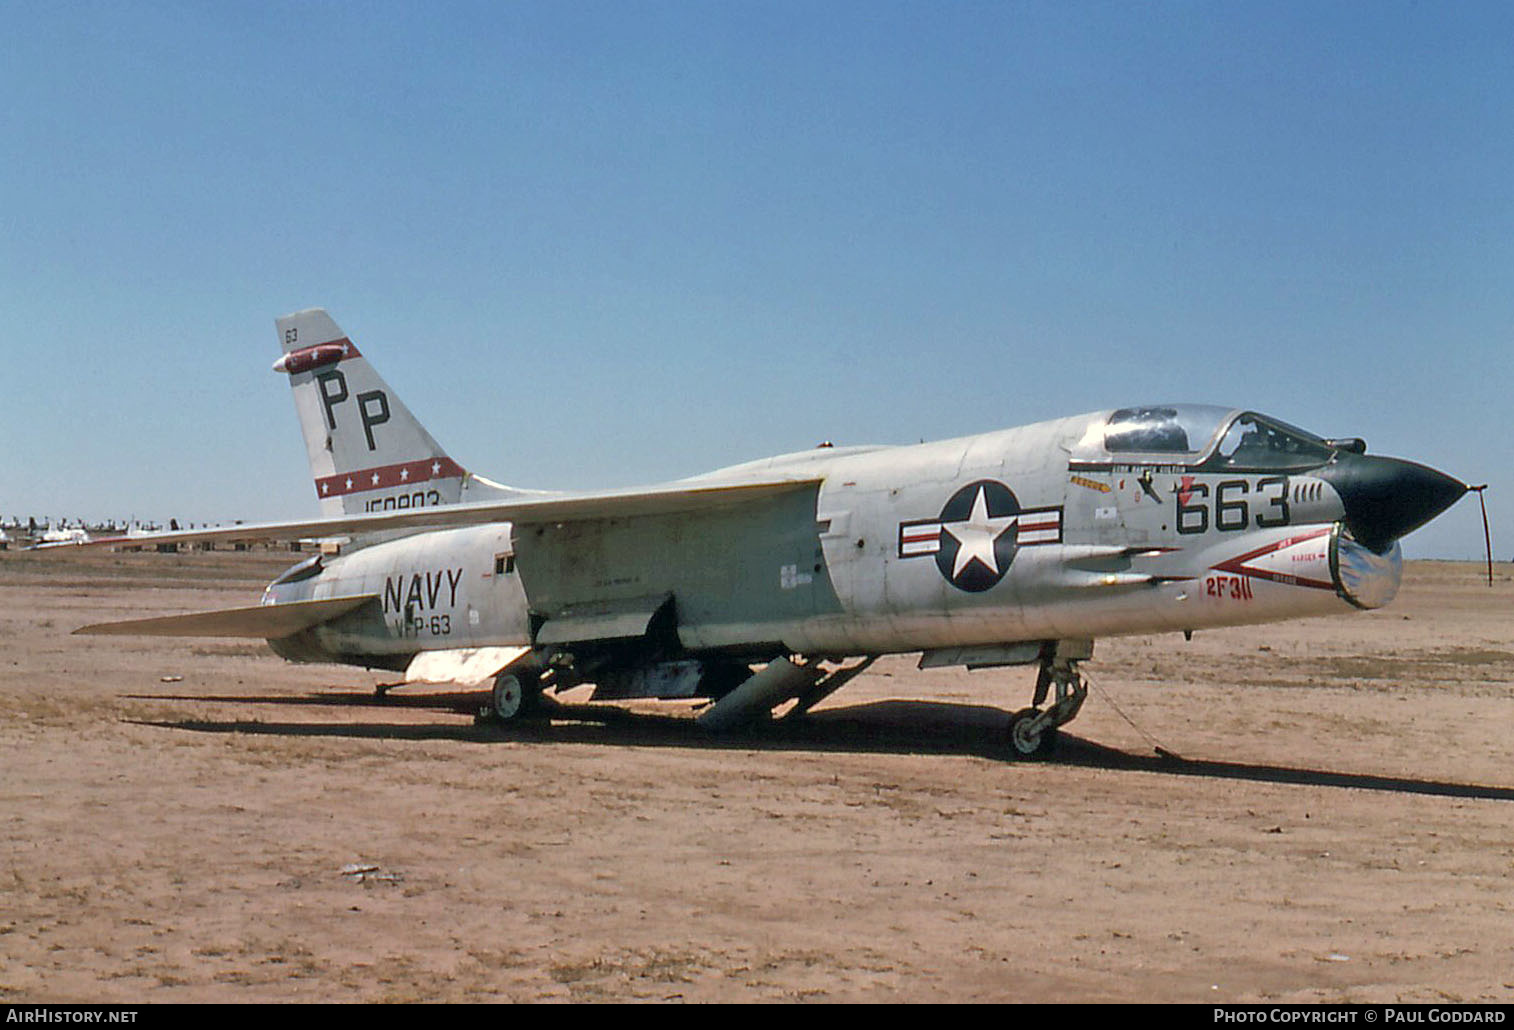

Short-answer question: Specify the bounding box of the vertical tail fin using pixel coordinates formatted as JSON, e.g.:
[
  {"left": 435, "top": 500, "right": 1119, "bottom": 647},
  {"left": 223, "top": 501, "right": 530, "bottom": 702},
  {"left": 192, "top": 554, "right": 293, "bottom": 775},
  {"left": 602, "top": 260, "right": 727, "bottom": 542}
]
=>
[{"left": 274, "top": 309, "right": 510, "bottom": 516}]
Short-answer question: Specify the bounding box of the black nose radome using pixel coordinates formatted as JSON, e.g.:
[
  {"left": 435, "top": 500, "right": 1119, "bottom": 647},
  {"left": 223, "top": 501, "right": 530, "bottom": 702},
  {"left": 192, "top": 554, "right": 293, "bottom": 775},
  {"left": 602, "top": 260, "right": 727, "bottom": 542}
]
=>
[{"left": 1316, "top": 454, "right": 1467, "bottom": 553}]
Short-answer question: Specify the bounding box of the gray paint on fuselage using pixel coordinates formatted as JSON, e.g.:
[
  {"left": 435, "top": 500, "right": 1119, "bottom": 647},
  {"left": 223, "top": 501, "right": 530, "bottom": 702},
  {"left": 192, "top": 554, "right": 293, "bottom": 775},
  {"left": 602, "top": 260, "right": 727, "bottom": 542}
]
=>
[
  {"left": 269, "top": 524, "right": 526, "bottom": 657},
  {"left": 264, "top": 407, "right": 1370, "bottom": 667}
]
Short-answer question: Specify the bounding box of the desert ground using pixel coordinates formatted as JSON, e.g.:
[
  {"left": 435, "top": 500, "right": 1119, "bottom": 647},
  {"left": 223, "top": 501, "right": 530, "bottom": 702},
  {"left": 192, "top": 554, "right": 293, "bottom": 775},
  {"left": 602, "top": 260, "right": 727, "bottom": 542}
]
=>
[{"left": 1, "top": 548, "right": 1511, "bottom": 1003}]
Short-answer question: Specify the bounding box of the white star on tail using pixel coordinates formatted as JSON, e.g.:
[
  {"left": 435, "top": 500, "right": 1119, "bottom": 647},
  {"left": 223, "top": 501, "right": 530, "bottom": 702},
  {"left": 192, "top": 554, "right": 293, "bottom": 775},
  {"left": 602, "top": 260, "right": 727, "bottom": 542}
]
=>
[{"left": 942, "top": 486, "right": 1017, "bottom": 579}]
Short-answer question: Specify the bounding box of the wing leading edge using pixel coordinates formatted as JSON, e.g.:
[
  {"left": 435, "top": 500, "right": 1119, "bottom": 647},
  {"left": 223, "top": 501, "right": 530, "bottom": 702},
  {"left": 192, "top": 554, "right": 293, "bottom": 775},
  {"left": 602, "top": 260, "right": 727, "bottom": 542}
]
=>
[{"left": 41, "top": 476, "right": 826, "bottom": 553}]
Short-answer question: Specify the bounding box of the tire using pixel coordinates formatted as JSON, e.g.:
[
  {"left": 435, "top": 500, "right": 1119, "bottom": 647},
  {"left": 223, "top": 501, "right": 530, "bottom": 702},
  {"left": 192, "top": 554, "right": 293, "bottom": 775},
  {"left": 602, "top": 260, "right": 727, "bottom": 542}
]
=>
[
  {"left": 1006, "top": 707, "right": 1058, "bottom": 759},
  {"left": 491, "top": 670, "right": 540, "bottom": 723}
]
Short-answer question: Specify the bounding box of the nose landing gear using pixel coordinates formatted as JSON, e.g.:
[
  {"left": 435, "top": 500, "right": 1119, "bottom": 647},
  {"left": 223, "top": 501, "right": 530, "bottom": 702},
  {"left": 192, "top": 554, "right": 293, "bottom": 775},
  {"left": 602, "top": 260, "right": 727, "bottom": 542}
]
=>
[{"left": 1005, "top": 649, "right": 1089, "bottom": 759}]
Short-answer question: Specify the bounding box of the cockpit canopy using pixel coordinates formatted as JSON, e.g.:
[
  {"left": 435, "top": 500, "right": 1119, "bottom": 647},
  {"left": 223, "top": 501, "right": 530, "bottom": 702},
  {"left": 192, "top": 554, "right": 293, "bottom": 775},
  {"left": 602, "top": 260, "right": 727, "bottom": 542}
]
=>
[{"left": 1073, "top": 404, "right": 1338, "bottom": 471}]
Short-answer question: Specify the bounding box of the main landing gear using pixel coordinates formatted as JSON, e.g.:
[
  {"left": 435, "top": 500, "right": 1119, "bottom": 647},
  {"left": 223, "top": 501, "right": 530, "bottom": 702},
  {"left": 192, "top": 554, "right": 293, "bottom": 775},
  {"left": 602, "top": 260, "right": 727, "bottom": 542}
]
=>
[
  {"left": 1005, "top": 648, "right": 1090, "bottom": 760},
  {"left": 487, "top": 668, "right": 543, "bottom": 723}
]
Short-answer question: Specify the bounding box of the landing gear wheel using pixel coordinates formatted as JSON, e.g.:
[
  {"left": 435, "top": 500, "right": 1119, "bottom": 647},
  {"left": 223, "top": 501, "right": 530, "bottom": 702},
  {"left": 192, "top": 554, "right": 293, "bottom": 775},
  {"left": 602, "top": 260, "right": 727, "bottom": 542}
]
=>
[
  {"left": 1007, "top": 707, "right": 1058, "bottom": 759},
  {"left": 490, "top": 670, "right": 540, "bottom": 723},
  {"left": 1004, "top": 649, "right": 1088, "bottom": 760}
]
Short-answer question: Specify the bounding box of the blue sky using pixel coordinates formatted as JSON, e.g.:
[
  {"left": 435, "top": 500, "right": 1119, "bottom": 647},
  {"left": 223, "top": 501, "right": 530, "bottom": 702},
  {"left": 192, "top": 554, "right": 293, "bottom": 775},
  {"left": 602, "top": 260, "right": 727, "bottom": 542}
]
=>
[{"left": 2, "top": 1, "right": 1510, "bottom": 558}]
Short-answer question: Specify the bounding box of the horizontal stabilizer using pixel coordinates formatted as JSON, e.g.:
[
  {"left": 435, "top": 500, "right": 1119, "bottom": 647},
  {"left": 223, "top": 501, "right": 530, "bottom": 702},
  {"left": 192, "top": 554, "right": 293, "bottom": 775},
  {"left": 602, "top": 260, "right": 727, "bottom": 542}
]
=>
[{"left": 75, "top": 595, "right": 378, "bottom": 639}]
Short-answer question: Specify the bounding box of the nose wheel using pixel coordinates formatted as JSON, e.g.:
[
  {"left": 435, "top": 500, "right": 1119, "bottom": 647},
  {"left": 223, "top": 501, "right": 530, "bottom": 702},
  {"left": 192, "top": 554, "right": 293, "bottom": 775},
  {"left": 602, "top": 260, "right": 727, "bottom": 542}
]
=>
[
  {"left": 1005, "top": 657, "right": 1088, "bottom": 759},
  {"left": 1007, "top": 707, "right": 1056, "bottom": 757}
]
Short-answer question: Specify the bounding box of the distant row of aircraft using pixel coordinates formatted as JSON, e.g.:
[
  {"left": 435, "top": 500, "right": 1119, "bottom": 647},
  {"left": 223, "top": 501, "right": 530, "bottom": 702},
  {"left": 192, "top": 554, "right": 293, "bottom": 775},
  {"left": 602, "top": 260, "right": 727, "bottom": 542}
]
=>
[{"left": 1, "top": 518, "right": 183, "bottom": 546}]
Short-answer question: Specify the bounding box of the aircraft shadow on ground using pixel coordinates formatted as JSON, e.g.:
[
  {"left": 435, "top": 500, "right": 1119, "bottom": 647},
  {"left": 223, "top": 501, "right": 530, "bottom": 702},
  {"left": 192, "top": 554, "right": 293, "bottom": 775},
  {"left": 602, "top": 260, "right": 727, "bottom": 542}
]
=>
[{"left": 122, "top": 688, "right": 1514, "bottom": 802}]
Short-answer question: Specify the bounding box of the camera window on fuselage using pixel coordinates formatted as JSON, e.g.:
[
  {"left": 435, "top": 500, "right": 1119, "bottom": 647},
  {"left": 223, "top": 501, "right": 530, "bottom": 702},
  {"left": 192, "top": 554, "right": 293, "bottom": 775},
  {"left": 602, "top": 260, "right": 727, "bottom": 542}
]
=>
[{"left": 1103, "top": 407, "right": 1192, "bottom": 453}]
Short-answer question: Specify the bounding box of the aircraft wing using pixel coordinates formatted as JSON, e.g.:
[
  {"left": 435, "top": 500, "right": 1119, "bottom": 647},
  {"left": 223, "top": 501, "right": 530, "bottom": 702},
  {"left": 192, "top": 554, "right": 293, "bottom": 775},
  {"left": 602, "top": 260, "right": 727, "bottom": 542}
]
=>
[
  {"left": 38, "top": 476, "right": 825, "bottom": 552},
  {"left": 74, "top": 595, "right": 378, "bottom": 638}
]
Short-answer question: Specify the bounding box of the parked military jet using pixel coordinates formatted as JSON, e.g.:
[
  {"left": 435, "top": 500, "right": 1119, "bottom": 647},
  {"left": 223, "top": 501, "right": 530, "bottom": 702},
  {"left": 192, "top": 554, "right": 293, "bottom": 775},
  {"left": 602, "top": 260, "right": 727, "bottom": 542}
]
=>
[
  {"left": 39, "top": 521, "right": 92, "bottom": 545},
  {"left": 71, "top": 309, "right": 1469, "bottom": 756}
]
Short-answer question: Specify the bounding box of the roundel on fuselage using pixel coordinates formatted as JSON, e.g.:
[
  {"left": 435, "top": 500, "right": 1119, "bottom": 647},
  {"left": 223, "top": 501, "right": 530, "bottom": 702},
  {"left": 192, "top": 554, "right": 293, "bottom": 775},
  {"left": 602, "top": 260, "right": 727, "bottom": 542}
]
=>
[
  {"left": 933, "top": 480, "right": 1023, "bottom": 592},
  {"left": 896, "top": 479, "right": 1064, "bottom": 593}
]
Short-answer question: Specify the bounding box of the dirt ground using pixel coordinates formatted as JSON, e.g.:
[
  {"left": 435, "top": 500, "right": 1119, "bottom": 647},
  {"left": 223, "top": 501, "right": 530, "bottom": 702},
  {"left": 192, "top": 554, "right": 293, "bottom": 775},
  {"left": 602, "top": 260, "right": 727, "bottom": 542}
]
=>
[{"left": 1, "top": 548, "right": 1512, "bottom": 1003}]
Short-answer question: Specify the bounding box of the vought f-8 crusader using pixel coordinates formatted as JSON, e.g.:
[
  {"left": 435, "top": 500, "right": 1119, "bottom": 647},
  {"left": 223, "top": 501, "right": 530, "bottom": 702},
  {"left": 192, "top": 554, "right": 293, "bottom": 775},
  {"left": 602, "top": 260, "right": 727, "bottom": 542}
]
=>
[{"left": 72, "top": 309, "right": 1470, "bottom": 757}]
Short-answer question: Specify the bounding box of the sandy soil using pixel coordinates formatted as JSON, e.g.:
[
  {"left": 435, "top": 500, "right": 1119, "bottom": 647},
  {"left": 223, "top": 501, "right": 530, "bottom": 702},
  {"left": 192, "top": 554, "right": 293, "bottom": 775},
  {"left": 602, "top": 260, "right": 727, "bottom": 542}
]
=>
[{"left": 1, "top": 548, "right": 1512, "bottom": 1003}]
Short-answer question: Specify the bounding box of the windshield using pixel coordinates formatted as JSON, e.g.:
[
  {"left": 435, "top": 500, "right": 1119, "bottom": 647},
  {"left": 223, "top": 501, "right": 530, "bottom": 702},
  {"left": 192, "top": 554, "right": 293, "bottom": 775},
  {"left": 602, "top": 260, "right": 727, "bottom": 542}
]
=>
[{"left": 1206, "top": 414, "right": 1335, "bottom": 471}]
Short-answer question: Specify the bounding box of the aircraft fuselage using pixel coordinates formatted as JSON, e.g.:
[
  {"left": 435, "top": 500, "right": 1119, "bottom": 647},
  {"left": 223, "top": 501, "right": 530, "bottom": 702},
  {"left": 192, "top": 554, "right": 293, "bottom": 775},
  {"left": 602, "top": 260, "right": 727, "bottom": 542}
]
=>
[{"left": 262, "top": 404, "right": 1444, "bottom": 683}]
